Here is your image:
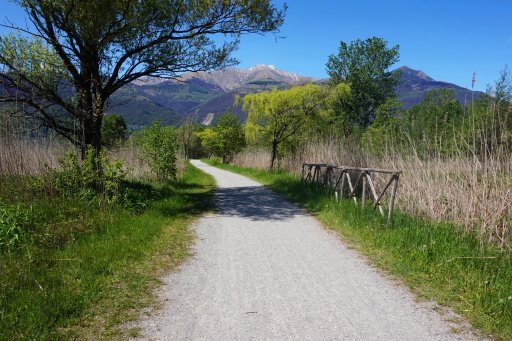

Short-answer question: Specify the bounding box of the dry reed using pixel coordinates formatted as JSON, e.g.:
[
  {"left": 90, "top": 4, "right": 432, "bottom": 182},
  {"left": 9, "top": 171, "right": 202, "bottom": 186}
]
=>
[
  {"left": 110, "top": 145, "right": 151, "bottom": 180},
  {"left": 0, "top": 136, "right": 65, "bottom": 176},
  {"left": 233, "top": 139, "right": 512, "bottom": 246},
  {"left": 0, "top": 136, "right": 184, "bottom": 183}
]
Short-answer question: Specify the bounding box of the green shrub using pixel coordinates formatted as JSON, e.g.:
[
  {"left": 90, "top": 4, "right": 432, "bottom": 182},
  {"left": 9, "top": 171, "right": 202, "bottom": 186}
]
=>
[
  {"left": 53, "top": 148, "right": 126, "bottom": 202},
  {"left": 102, "top": 114, "right": 127, "bottom": 148},
  {"left": 138, "top": 121, "right": 177, "bottom": 183},
  {"left": 0, "top": 201, "right": 32, "bottom": 251}
]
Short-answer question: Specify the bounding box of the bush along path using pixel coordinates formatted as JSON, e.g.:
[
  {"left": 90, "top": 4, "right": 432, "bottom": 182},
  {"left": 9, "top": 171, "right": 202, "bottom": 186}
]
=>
[
  {"left": 205, "top": 159, "right": 512, "bottom": 341},
  {"left": 135, "top": 160, "right": 484, "bottom": 340},
  {"left": 0, "top": 161, "right": 215, "bottom": 340}
]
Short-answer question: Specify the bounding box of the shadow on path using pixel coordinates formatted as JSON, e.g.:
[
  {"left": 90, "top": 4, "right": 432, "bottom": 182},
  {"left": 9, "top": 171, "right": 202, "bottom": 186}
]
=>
[{"left": 215, "top": 186, "right": 302, "bottom": 221}]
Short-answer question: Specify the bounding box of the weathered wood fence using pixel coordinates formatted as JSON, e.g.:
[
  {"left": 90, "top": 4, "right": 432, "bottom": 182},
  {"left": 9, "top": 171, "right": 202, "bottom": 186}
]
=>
[{"left": 301, "top": 163, "right": 402, "bottom": 223}]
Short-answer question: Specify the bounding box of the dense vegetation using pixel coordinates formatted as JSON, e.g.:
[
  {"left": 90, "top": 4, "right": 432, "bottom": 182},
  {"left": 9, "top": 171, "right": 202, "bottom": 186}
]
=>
[
  {"left": 0, "top": 143, "right": 215, "bottom": 339},
  {"left": 195, "top": 112, "right": 245, "bottom": 163}
]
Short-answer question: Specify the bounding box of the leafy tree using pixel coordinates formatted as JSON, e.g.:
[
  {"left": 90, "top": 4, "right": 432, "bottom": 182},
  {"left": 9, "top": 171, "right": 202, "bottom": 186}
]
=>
[
  {"left": 241, "top": 84, "right": 328, "bottom": 170},
  {"left": 101, "top": 114, "right": 127, "bottom": 148},
  {"left": 402, "top": 89, "right": 463, "bottom": 155},
  {"left": 176, "top": 117, "right": 204, "bottom": 160},
  {"left": 213, "top": 112, "right": 245, "bottom": 163},
  {"left": 361, "top": 98, "right": 402, "bottom": 155},
  {"left": 323, "top": 82, "right": 352, "bottom": 137},
  {"left": 326, "top": 37, "right": 401, "bottom": 129},
  {"left": 0, "top": 1, "right": 285, "bottom": 157},
  {"left": 195, "top": 127, "right": 218, "bottom": 158},
  {"left": 196, "top": 112, "right": 245, "bottom": 163},
  {"left": 138, "top": 121, "right": 177, "bottom": 183}
]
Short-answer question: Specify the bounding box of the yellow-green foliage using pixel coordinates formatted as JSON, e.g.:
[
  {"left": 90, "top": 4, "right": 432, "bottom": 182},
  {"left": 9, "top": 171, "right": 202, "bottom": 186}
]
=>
[
  {"left": 321, "top": 83, "right": 352, "bottom": 137},
  {"left": 243, "top": 84, "right": 322, "bottom": 141},
  {"left": 195, "top": 112, "right": 244, "bottom": 162},
  {"left": 0, "top": 33, "right": 68, "bottom": 90},
  {"left": 242, "top": 84, "right": 336, "bottom": 169},
  {"left": 195, "top": 127, "right": 218, "bottom": 152}
]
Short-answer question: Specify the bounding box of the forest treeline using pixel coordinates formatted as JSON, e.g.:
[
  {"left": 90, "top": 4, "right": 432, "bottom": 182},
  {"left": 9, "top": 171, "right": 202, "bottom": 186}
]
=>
[{"left": 179, "top": 38, "right": 511, "bottom": 171}]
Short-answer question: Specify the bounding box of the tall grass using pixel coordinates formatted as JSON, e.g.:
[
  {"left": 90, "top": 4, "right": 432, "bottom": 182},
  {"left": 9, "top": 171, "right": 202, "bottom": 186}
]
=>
[
  {"left": 0, "top": 133, "right": 185, "bottom": 186},
  {"left": 0, "top": 136, "right": 65, "bottom": 176},
  {"left": 110, "top": 145, "right": 152, "bottom": 180},
  {"left": 232, "top": 138, "right": 512, "bottom": 247}
]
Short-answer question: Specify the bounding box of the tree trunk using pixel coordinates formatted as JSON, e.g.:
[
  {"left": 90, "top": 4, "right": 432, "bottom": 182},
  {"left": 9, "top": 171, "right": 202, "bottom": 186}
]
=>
[
  {"left": 76, "top": 60, "right": 105, "bottom": 158},
  {"left": 269, "top": 140, "right": 278, "bottom": 171},
  {"left": 78, "top": 90, "right": 104, "bottom": 158},
  {"left": 82, "top": 115, "right": 103, "bottom": 157},
  {"left": 81, "top": 102, "right": 103, "bottom": 157}
]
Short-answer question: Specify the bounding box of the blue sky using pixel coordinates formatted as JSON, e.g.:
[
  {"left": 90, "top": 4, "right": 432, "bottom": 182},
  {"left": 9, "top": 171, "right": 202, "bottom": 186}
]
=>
[{"left": 1, "top": 0, "right": 511, "bottom": 91}]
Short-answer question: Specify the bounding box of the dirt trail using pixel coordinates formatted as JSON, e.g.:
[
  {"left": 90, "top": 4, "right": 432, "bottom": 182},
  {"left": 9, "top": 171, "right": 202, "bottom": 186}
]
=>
[{"left": 134, "top": 160, "right": 483, "bottom": 341}]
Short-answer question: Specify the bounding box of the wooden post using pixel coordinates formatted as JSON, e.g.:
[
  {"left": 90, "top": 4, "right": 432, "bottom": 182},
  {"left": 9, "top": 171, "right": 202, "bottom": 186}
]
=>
[
  {"left": 301, "top": 164, "right": 305, "bottom": 182},
  {"left": 362, "top": 172, "right": 367, "bottom": 209},
  {"left": 373, "top": 175, "right": 396, "bottom": 210},
  {"left": 345, "top": 173, "right": 358, "bottom": 206},
  {"left": 331, "top": 169, "right": 343, "bottom": 195},
  {"left": 324, "top": 166, "right": 333, "bottom": 189},
  {"left": 339, "top": 171, "right": 346, "bottom": 203},
  {"left": 366, "top": 174, "right": 385, "bottom": 217},
  {"left": 387, "top": 174, "right": 399, "bottom": 224},
  {"left": 307, "top": 165, "right": 313, "bottom": 182}
]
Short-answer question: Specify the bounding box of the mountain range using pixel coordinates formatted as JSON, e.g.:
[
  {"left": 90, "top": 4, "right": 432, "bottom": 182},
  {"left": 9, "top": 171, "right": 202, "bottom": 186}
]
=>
[{"left": 108, "top": 65, "right": 480, "bottom": 128}]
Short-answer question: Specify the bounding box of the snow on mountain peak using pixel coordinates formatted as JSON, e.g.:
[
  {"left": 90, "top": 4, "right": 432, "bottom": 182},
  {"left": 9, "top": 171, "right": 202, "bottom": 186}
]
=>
[
  {"left": 134, "top": 65, "right": 319, "bottom": 91},
  {"left": 249, "top": 64, "right": 276, "bottom": 71}
]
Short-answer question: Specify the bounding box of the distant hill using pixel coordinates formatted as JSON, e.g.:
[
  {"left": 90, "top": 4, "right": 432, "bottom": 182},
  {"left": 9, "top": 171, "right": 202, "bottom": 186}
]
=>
[
  {"left": 177, "top": 64, "right": 318, "bottom": 91},
  {"left": 101, "top": 65, "right": 483, "bottom": 127},
  {"left": 395, "top": 66, "right": 481, "bottom": 108},
  {"left": 110, "top": 65, "right": 317, "bottom": 126}
]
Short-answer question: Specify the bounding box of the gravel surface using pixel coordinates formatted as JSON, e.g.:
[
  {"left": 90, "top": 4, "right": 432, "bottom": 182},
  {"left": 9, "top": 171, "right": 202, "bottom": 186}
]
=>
[{"left": 134, "top": 160, "right": 484, "bottom": 341}]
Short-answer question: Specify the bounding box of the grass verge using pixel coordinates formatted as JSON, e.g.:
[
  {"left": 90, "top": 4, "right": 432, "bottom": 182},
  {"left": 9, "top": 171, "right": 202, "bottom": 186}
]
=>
[
  {"left": 204, "top": 159, "right": 512, "bottom": 340},
  {"left": 0, "top": 162, "right": 215, "bottom": 340}
]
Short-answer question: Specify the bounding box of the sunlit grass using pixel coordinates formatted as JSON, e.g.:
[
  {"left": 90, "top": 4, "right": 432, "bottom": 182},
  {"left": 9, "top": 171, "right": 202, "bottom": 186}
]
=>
[{"left": 0, "top": 162, "right": 215, "bottom": 340}]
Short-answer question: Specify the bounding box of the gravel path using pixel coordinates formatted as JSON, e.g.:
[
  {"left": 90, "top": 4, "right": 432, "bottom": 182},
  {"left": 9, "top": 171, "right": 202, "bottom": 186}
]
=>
[{"left": 135, "top": 160, "right": 483, "bottom": 341}]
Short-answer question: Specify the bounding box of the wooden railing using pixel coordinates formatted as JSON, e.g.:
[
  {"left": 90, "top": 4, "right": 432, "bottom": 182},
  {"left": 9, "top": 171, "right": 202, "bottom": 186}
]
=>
[{"left": 301, "top": 163, "right": 402, "bottom": 224}]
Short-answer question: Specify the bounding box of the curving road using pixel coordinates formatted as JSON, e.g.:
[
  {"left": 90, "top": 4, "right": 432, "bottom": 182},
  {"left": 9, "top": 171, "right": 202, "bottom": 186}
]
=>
[{"left": 135, "top": 159, "right": 483, "bottom": 341}]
